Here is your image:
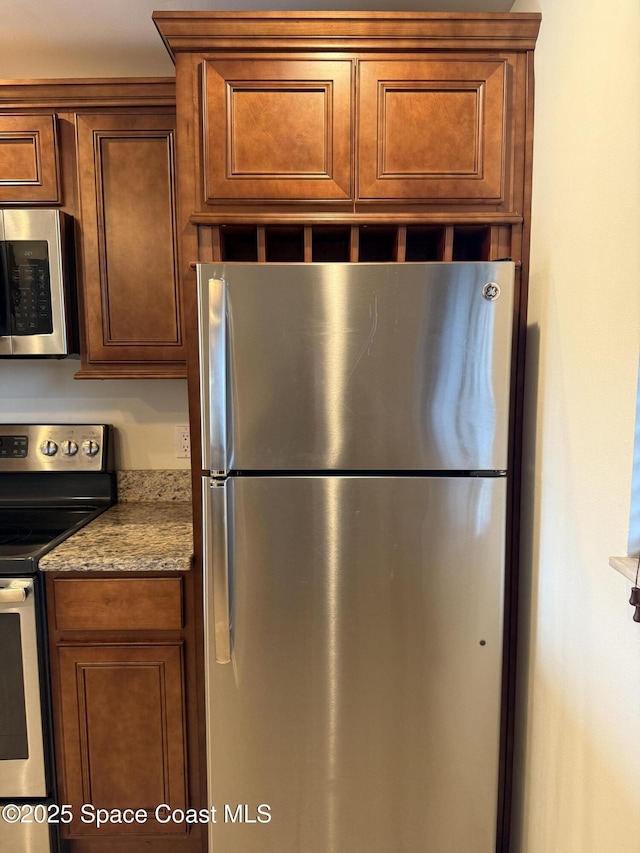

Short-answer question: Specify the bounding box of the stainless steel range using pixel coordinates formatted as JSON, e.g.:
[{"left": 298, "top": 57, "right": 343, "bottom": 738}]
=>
[{"left": 0, "top": 425, "right": 115, "bottom": 853}]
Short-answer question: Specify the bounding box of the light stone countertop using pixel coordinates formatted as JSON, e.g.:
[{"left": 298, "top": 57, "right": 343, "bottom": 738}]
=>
[{"left": 38, "top": 470, "right": 194, "bottom": 573}]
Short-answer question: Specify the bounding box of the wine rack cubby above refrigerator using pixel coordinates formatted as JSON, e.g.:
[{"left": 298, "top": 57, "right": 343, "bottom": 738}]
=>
[{"left": 197, "top": 223, "right": 515, "bottom": 265}]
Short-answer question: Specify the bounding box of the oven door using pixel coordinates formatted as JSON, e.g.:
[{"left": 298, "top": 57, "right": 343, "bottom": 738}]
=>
[{"left": 0, "top": 578, "right": 47, "bottom": 798}]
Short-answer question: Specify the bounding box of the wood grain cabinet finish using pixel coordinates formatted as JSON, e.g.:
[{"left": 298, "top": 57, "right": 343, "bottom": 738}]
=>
[
  {"left": 0, "top": 113, "right": 59, "bottom": 203},
  {"left": 155, "top": 12, "right": 539, "bottom": 218},
  {"left": 357, "top": 59, "right": 507, "bottom": 203},
  {"left": 52, "top": 577, "right": 184, "bottom": 632},
  {"left": 202, "top": 59, "right": 352, "bottom": 204},
  {"left": 75, "top": 111, "right": 185, "bottom": 377},
  {"left": 46, "top": 570, "right": 203, "bottom": 852},
  {"left": 57, "top": 643, "right": 187, "bottom": 837},
  {"left": 200, "top": 57, "right": 508, "bottom": 207}
]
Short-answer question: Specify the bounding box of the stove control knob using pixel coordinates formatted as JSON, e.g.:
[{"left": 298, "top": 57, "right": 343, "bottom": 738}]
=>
[
  {"left": 81, "top": 439, "right": 100, "bottom": 457},
  {"left": 61, "top": 440, "right": 79, "bottom": 457},
  {"left": 40, "top": 439, "right": 58, "bottom": 457}
]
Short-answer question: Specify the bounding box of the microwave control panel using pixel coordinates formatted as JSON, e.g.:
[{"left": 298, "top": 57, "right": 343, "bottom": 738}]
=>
[{"left": 7, "top": 241, "right": 53, "bottom": 336}]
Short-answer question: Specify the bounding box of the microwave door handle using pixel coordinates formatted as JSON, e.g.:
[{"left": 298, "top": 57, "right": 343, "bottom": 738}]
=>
[{"left": 0, "top": 242, "right": 11, "bottom": 338}]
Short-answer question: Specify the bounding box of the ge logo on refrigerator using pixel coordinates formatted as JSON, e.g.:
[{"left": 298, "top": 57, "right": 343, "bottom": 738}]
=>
[{"left": 482, "top": 282, "right": 501, "bottom": 301}]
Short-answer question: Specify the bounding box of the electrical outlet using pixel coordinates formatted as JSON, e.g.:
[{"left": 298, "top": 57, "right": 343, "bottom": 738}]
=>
[{"left": 175, "top": 425, "right": 191, "bottom": 458}]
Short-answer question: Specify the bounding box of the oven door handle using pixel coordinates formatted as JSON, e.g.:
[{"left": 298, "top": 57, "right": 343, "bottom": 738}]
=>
[{"left": 0, "top": 587, "right": 28, "bottom": 604}]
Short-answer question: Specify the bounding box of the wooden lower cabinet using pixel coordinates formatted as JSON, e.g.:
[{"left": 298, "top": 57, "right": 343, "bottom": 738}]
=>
[
  {"left": 47, "top": 575, "right": 204, "bottom": 852},
  {"left": 57, "top": 644, "right": 186, "bottom": 837}
]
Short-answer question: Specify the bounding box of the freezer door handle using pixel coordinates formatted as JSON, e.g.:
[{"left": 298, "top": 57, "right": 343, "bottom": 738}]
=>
[
  {"left": 197, "top": 272, "right": 227, "bottom": 474},
  {"left": 203, "top": 478, "right": 231, "bottom": 664}
]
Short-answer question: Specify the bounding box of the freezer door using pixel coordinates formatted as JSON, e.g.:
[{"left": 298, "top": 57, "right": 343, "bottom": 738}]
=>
[
  {"left": 198, "top": 262, "right": 514, "bottom": 472},
  {"left": 204, "top": 475, "right": 506, "bottom": 853}
]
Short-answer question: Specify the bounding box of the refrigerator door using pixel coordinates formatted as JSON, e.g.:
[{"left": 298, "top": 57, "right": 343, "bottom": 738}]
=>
[
  {"left": 198, "top": 262, "right": 514, "bottom": 473},
  {"left": 203, "top": 474, "right": 506, "bottom": 853}
]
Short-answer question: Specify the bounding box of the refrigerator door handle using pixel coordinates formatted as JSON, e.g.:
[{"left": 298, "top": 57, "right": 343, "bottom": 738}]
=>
[
  {"left": 197, "top": 272, "right": 227, "bottom": 474},
  {"left": 203, "top": 477, "right": 232, "bottom": 664}
]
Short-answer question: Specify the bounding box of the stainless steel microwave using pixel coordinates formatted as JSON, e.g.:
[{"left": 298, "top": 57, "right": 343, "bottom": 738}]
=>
[{"left": 0, "top": 208, "right": 78, "bottom": 357}]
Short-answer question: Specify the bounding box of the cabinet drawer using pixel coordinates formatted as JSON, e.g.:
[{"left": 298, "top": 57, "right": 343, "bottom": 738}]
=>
[{"left": 52, "top": 577, "right": 183, "bottom": 631}]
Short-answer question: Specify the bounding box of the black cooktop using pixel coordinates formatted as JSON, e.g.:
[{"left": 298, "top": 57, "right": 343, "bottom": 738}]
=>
[
  {"left": 0, "top": 505, "right": 104, "bottom": 550},
  {"left": 0, "top": 505, "right": 107, "bottom": 571},
  {"left": 0, "top": 425, "right": 116, "bottom": 574}
]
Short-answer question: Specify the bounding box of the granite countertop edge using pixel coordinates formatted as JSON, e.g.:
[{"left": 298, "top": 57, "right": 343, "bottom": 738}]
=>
[{"left": 39, "top": 498, "right": 194, "bottom": 574}]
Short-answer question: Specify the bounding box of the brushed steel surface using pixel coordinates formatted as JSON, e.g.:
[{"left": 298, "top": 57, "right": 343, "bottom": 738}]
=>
[
  {"left": 0, "top": 425, "right": 107, "bottom": 472},
  {"left": 0, "top": 579, "right": 47, "bottom": 799},
  {"left": 1, "top": 208, "right": 71, "bottom": 356},
  {"left": 0, "top": 816, "right": 52, "bottom": 853},
  {"left": 203, "top": 477, "right": 231, "bottom": 664},
  {"left": 198, "top": 272, "right": 227, "bottom": 474},
  {"left": 205, "top": 475, "right": 506, "bottom": 853},
  {"left": 0, "top": 212, "right": 9, "bottom": 353},
  {"left": 198, "top": 262, "right": 514, "bottom": 472}
]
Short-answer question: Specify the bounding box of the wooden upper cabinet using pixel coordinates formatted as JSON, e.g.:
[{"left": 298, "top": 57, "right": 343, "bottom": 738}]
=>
[
  {"left": 0, "top": 78, "right": 185, "bottom": 378},
  {"left": 357, "top": 59, "right": 507, "bottom": 203},
  {"left": 0, "top": 113, "right": 59, "bottom": 203},
  {"left": 154, "top": 11, "right": 540, "bottom": 217},
  {"left": 199, "top": 55, "right": 509, "bottom": 209},
  {"left": 76, "top": 111, "right": 185, "bottom": 377},
  {"left": 202, "top": 59, "right": 352, "bottom": 204}
]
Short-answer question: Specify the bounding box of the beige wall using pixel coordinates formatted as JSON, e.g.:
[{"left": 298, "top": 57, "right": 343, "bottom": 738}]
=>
[
  {"left": 511, "top": 0, "right": 640, "bottom": 850},
  {"left": 0, "top": 360, "right": 189, "bottom": 470},
  {"left": 0, "top": 6, "right": 190, "bottom": 471}
]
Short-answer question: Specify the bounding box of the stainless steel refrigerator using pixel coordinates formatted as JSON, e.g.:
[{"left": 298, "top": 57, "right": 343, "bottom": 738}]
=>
[{"left": 198, "top": 261, "right": 515, "bottom": 853}]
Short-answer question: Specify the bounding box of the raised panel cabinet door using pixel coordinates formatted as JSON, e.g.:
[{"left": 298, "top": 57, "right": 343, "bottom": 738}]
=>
[
  {"left": 76, "top": 112, "right": 185, "bottom": 375},
  {"left": 358, "top": 59, "right": 508, "bottom": 204},
  {"left": 0, "top": 114, "right": 59, "bottom": 203},
  {"left": 203, "top": 59, "right": 353, "bottom": 202},
  {"left": 56, "top": 643, "right": 187, "bottom": 838}
]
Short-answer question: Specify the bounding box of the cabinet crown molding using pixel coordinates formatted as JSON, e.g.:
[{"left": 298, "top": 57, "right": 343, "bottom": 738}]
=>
[
  {"left": 153, "top": 11, "right": 541, "bottom": 58},
  {"left": 0, "top": 78, "right": 175, "bottom": 110}
]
